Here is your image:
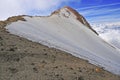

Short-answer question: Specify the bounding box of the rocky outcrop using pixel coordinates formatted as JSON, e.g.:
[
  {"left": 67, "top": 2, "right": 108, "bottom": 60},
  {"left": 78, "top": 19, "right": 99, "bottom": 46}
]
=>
[{"left": 0, "top": 15, "right": 26, "bottom": 29}]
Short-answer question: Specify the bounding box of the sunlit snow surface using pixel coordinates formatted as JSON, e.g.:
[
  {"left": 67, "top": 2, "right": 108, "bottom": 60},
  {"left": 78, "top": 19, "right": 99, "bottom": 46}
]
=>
[{"left": 6, "top": 12, "right": 120, "bottom": 75}]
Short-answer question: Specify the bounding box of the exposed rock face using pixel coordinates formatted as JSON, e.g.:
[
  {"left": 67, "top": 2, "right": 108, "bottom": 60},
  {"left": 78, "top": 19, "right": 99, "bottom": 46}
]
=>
[
  {"left": 51, "top": 6, "right": 98, "bottom": 35},
  {"left": 0, "top": 16, "right": 26, "bottom": 29}
]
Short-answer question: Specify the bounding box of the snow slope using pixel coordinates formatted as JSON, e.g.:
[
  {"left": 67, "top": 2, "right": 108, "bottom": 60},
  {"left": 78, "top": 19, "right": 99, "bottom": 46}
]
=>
[{"left": 6, "top": 7, "right": 120, "bottom": 75}]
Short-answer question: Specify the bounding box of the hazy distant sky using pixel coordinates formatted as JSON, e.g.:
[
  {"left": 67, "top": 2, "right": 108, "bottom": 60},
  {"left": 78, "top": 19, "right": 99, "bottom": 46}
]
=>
[{"left": 0, "top": 0, "right": 120, "bottom": 23}]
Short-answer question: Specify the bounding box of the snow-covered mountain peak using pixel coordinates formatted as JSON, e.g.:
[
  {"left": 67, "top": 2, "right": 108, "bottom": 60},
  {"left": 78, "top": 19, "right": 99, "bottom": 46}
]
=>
[
  {"left": 52, "top": 6, "right": 77, "bottom": 19},
  {"left": 3, "top": 7, "right": 120, "bottom": 75},
  {"left": 51, "top": 6, "right": 88, "bottom": 25},
  {"left": 51, "top": 6, "right": 98, "bottom": 35}
]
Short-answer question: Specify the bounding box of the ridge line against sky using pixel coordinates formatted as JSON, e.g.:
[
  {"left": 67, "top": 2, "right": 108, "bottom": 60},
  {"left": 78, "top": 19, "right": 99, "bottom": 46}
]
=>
[
  {"left": 0, "top": 0, "right": 120, "bottom": 23},
  {"left": 0, "top": 0, "right": 120, "bottom": 50}
]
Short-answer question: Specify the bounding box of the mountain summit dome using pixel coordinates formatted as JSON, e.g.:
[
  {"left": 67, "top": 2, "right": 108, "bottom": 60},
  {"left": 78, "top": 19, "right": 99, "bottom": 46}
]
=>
[{"left": 51, "top": 6, "right": 98, "bottom": 35}]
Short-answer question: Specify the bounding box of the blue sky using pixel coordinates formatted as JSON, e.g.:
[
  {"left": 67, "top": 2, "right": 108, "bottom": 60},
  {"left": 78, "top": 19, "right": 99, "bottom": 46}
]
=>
[
  {"left": 63, "top": 0, "right": 120, "bottom": 23},
  {"left": 0, "top": 0, "right": 120, "bottom": 23}
]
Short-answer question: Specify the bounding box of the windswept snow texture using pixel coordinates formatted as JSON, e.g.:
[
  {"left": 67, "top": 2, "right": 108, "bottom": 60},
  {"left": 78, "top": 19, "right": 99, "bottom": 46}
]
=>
[
  {"left": 6, "top": 8, "right": 120, "bottom": 75},
  {"left": 92, "top": 22, "right": 120, "bottom": 49}
]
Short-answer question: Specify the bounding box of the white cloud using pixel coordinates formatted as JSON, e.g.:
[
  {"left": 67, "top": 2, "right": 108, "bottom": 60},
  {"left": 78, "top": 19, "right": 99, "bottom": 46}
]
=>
[
  {"left": 100, "top": 30, "right": 120, "bottom": 49},
  {"left": 92, "top": 22, "right": 120, "bottom": 49},
  {"left": 0, "top": 0, "right": 25, "bottom": 20},
  {"left": 18, "top": 0, "right": 64, "bottom": 11},
  {"left": 77, "top": 2, "right": 120, "bottom": 10},
  {"left": 0, "top": 0, "right": 72, "bottom": 20},
  {"left": 78, "top": 3, "right": 120, "bottom": 23}
]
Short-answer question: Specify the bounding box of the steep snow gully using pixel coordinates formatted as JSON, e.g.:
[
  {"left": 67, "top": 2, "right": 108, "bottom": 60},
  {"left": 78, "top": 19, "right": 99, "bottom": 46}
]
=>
[{"left": 6, "top": 7, "right": 120, "bottom": 75}]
